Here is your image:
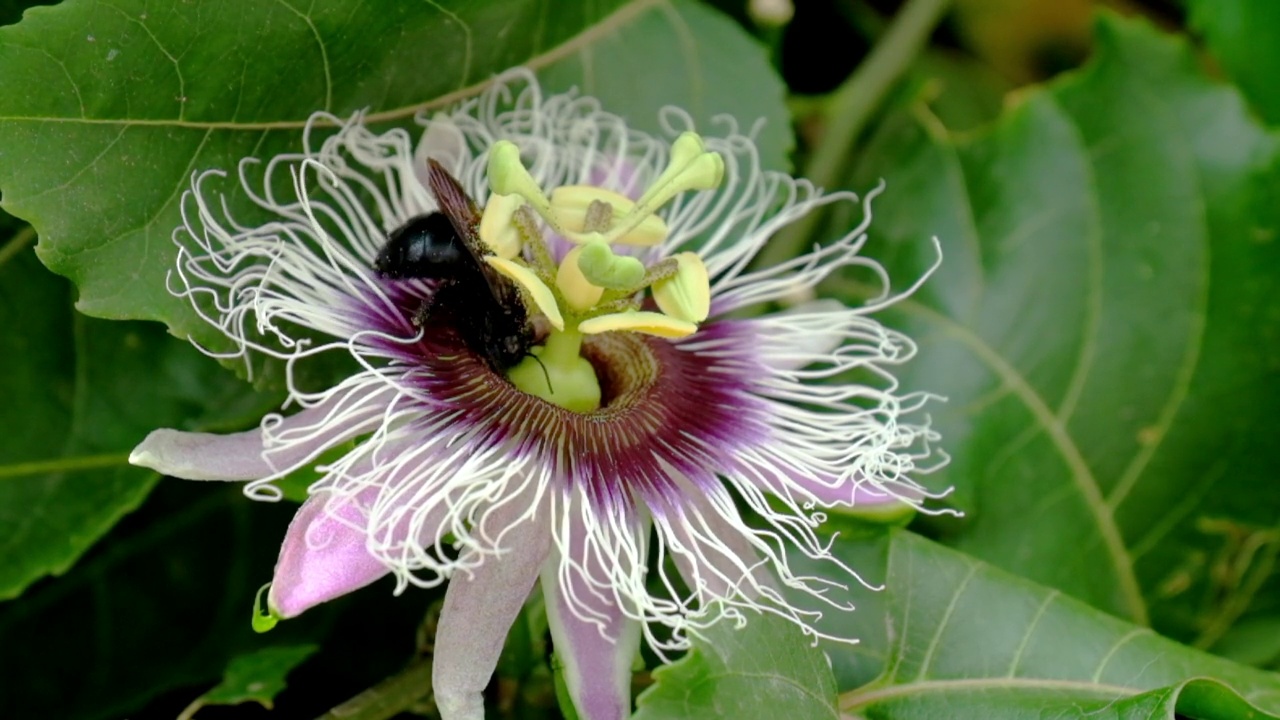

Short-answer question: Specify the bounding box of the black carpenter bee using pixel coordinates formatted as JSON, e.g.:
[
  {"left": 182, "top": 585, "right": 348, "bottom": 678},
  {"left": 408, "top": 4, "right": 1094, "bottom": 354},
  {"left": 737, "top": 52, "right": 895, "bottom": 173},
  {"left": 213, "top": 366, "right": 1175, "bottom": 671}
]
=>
[{"left": 375, "top": 159, "right": 533, "bottom": 372}]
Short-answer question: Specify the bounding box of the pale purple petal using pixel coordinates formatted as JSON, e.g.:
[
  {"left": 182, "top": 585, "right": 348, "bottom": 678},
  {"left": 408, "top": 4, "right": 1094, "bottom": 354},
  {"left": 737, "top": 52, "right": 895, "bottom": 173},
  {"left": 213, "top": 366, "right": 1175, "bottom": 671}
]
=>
[
  {"left": 752, "top": 299, "right": 850, "bottom": 372},
  {"left": 129, "top": 382, "right": 391, "bottom": 482},
  {"left": 736, "top": 458, "right": 917, "bottom": 509},
  {"left": 541, "top": 501, "right": 642, "bottom": 720},
  {"left": 268, "top": 491, "right": 390, "bottom": 618},
  {"left": 415, "top": 117, "right": 469, "bottom": 187},
  {"left": 664, "top": 487, "right": 772, "bottom": 602},
  {"left": 433, "top": 503, "right": 552, "bottom": 720},
  {"left": 129, "top": 427, "right": 275, "bottom": 481}
]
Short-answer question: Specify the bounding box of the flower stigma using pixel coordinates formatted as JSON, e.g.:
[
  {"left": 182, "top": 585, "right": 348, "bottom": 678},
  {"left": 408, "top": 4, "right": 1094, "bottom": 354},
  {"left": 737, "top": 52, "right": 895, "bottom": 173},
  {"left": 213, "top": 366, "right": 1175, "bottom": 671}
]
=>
[{"left": 481, "top": 134, "right": 722, "bottom": 412}]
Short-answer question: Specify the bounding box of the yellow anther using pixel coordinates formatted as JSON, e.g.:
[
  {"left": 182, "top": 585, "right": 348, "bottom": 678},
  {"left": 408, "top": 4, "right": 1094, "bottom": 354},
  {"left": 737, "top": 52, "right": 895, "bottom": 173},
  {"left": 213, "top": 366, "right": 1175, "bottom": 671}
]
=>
[
  {"left": 549, "top": 186, "right": 668, "bottom": 247},
  {"left": 487, "top": 141, "right": 556, "bottom": 220},
  {"left": 577, "top": 239, "right": 646, "bottom": 291},
  {"left": 485, "top": 257, "right": 564, "bottom": 330},
  {"left": 555, "top": 245, "right": 606, "bottom": 311},
  {"left": 593, "top": 133, "right": 723, "bottom": 246},
  {"left": 578, "top": 310, "right": 697, "bottom": 338},
  {"left": 651, "top": 252, "right": 710, "bottom": 323},
  {"left": 478, "top": 193, "right": 525, "bottom": 259},
  {"left": 552, "top": 186, "right": 631, "bottom": 227}
]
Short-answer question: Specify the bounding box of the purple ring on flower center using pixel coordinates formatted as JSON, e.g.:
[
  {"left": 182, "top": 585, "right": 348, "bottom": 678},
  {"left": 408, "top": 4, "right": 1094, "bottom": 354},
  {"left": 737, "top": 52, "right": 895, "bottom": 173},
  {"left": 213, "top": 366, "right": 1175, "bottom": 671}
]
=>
[{"left": 364, "top": 282, "right": 771, "bottom": 513}]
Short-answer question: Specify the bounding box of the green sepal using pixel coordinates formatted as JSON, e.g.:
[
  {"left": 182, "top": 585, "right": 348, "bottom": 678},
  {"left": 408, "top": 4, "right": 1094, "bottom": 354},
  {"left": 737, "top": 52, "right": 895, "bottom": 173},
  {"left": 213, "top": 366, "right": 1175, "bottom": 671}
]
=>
[{"left": 251, "top": 583, "right": 280, "bottom": 633}]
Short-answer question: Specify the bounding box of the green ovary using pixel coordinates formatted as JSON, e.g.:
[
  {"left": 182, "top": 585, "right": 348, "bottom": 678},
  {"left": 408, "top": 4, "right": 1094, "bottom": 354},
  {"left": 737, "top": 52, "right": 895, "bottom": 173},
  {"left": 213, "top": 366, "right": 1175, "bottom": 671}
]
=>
[{"left": 506, "top": 329, "right": 601, "bottom": 413}]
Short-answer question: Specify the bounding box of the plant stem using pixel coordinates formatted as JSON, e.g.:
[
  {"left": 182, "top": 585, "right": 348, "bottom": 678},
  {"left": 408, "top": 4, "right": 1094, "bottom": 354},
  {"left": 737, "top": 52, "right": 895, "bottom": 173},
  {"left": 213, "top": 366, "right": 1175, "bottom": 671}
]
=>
[
  {"left": 0, "top": 224, "right": 36, "bottom": 268},
  {"left": 757, "top": 0, "right": 952, "bottom": 269},
  {"left": 314, "top": 658, "right": 434, "bottom": 720}
]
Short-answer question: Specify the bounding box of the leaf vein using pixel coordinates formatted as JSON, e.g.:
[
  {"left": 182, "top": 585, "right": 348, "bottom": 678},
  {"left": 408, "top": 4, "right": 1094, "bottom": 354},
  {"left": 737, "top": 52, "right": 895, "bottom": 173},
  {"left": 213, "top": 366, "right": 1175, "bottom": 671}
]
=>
[
  {"left": 12, "top": 124, "right": 130, "bottom": 204},
  {"left": 419, "top": 0, "right": 472, "bottom": 89},
  {"left": 1005, "top": 590, "right": 1059, "bottom": 678},
  {"left": 0, "top": 0, "right": 661, "bottom": 131},
  {"left": 892, "top": 293, "right": 1148, "bottom": 624},
  {"left": 272, "top": 0, "right": 333, "bottom": 111},
  {"left": 915, "top": 560, "right": 978, "bottom": 680},
  {"left": 1092, "top": 627, "right": 1154, "bottom": 683},
  {"left": 841, "top": 677, "right": 1141, "bottom": 712},
  {"left": 99, "top": 0, "right": 187, "bottom": 121}
]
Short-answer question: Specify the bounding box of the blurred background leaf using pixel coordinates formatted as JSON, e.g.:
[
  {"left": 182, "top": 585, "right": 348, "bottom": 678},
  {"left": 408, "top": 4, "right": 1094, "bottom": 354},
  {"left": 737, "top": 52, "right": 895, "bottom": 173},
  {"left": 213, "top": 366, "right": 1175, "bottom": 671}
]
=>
[
  {"left": 178, "top": 644, "right": 318, "bottom": 716},
  {"left": 953, "top": 0, "right": 1092, "bottom": 82},
  {"left": 0, "top": 233, "right": 278, "bottom": 599},
  {"left": 1188, "top": 0, "right": 1280, "bottom": 125},
  {"left": 816, "top": 532, "right": 1280, "bottom": 718},
  {"left": 0, "top": 0, "right": 788, "bottom": 379},
  {"left": 839, "top": 10, "right": 1280, "bottom": 646}
]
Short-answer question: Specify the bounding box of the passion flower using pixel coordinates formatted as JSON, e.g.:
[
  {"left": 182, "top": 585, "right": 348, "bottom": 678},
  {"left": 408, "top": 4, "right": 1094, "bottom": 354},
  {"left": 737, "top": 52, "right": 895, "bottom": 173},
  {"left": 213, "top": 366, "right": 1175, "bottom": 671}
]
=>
[{"left": 131, "top": 69, "right": 944, "bottom": 720}]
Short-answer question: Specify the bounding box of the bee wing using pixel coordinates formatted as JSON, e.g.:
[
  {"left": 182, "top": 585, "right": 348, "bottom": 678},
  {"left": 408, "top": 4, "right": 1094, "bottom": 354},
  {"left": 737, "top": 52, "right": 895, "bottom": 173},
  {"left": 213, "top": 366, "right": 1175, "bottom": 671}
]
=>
[
  {"left": 424, "top": 159, "right": 486, "bottom": 258},
  {"left": 424, "top": 158, "right": 528, "bottom": 314}
]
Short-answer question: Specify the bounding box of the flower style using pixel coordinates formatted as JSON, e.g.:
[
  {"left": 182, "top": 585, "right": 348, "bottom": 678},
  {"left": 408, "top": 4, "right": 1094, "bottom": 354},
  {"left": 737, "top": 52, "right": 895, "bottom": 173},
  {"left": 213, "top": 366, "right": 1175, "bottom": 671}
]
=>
[{"left": 130, "top": 69, "right": 944, "bottom": 720}]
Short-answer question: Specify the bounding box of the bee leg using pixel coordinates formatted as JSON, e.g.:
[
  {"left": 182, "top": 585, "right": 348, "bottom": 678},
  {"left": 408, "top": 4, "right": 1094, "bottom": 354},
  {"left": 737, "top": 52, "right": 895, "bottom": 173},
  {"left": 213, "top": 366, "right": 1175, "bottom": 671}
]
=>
[
  {"left": 413, "top": 280, "right": 458, "bottom": 327},
  {"left": 411, "top": 302, "right": 430, "bottom": 327}
]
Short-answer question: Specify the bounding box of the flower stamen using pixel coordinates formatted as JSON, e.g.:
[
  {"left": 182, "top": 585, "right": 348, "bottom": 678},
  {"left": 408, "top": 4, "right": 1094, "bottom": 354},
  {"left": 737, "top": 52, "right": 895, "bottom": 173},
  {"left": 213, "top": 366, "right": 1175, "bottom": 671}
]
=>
[{"left": 478, "top": 133, "right": 725, "bottom": 407}]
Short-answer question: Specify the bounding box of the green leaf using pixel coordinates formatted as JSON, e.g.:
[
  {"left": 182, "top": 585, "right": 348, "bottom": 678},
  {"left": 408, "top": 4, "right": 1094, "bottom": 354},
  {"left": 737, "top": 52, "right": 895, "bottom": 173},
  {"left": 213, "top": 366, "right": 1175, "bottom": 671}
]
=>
[
  {"left": 1189, "top": 0, "right": 1280, "bottom": 125},
  {"left": 0, "top": 0, "right": 787, "bottom": 601},
  {"left": 539, "top": 0, "right": 791, "bottom": 172},
  {"left": 1213, "top": 616, "right": 1280, "bottom": 669},
  {"left": 0, "top": 0, "right": 604, "bottom": 336},
  {"left": 0, "top": 483, "right": 289, "bottom": 719},
  {"left": 832, "top": 532, "right": 1280, "bottom": 719},
  {"left": 902, "top": 49, "right": 1012, "bottom": 133},
  {"left": 0, "top": 479, "right": 428, "bottom": 719},
  {"left": 633, "top": 608, "right": 838, "bottom": 720},
  {"left": 840, "top": 11, "right": 1280, "bottom": 639},
  {"left": 180, "top": 644, "right": 318, "bottom": 716},
  {"left": 0, "top": 0, "right": 788, "bottom": 363},
  {"left": 0, "top": 240, "right": 274, "bottom": 599}
]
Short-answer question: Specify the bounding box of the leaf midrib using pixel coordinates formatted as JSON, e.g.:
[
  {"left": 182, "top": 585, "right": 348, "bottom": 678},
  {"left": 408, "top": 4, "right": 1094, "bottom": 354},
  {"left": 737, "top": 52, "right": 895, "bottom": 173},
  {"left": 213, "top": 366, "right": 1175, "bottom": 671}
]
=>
[
  {"left": 839, "top": 676, "right": 1148, "bottom": 712},
  {"left": 1092, "top": 75, "right": 1211, "bottom": 513},
  {"left": 834, "top": 278, "right": 1148, "bottom": 624},
  {"left": 0, "top": 0, "right": 662, "bottom": 131}
]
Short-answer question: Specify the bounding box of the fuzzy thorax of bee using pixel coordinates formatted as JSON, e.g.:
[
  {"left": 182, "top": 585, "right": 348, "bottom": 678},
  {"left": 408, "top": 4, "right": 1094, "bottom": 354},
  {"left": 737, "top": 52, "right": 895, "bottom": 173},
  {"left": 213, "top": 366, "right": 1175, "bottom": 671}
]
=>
[{"left": 476, "top": 132, "right": 723, "bottom": 413}]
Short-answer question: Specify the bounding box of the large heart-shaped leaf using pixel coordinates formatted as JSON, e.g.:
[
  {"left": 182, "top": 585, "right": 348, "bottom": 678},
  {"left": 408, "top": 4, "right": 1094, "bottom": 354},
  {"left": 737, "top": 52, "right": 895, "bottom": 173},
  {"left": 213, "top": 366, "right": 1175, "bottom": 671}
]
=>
[
  {"left": 824, "top": 532, "right": 1280, "bottom": 719},
  {"left": 838, "top": 12, "right": 1280, "bottom": 641},
  {"left": 1188, "top": 0, "right": 1280, "bottom": 125},
  {"left": 0, "top": 236, "right": 277, "bottom": 599},
  {"left": 634, "top": 609, "right": 838, "bottom": 720},
  {"left": 0, "top": 0, "right": 786, "bottom": 354},
  {"left": 0, "top": 0, "right": 788, "bottom": 597}
]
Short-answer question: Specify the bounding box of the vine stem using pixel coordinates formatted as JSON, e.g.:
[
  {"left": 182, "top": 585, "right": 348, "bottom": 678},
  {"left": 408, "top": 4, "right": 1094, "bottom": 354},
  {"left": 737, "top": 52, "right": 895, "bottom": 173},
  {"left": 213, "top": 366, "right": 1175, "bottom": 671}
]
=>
[
  {"left": 756, "top": 0, "right": 952, "bottom": 269},
  {"left": 0, "top": 224, "right": 36, "bottom": 268},
  {"left": 314, "top": 658, "right": 433, "bottom": 720}
]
